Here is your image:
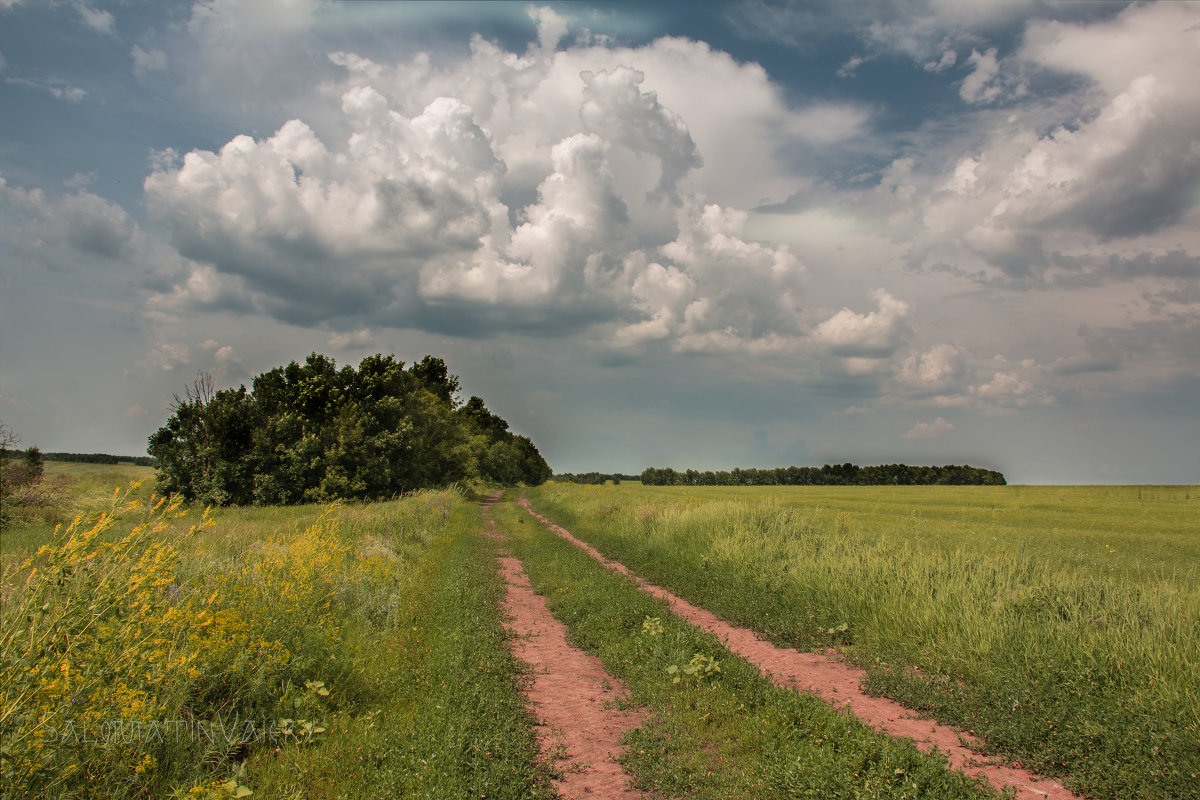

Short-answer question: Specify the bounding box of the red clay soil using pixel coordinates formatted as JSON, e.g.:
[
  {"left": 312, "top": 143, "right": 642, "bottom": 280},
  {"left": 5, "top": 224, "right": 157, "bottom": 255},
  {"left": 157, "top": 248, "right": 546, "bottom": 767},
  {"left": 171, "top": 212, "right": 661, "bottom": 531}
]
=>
[
  {"left": 518, "top": 498, "right": 1078, "bottom": 800},
  {"left": 482, "top": 497, "right": 647, "bottom": 799}
]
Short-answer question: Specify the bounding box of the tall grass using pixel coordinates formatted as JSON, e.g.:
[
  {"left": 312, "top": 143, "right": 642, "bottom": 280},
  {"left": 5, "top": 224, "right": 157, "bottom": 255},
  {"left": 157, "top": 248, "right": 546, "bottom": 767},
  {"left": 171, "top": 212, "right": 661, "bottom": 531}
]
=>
[
  {"left": 527, "top": 483, "right": 1200, "bottom": 800},
  {"left": 0, "top": 483, "right": 468, "bottom": 798}
]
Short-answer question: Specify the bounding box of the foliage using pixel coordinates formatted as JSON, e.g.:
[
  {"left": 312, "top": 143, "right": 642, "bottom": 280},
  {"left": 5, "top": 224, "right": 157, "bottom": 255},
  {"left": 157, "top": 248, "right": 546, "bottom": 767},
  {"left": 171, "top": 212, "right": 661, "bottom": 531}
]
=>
[
  {"left": 23, "top": 447, "right": 44, "bottom": 475},
  {"left": 0, "top": 486, "right": 358, "bottom": 796},
  {"left": 552, "top": 472, "right": 638, "bottom": 485},
  {"left": 640, "top": 463, "right": 1006, "bottom": 486},
  {"left": 666, "top": 653, "right": 721, "bottom": 685},
  {"left": 148, "top": 353, "right": 551, "bottom": 506}
]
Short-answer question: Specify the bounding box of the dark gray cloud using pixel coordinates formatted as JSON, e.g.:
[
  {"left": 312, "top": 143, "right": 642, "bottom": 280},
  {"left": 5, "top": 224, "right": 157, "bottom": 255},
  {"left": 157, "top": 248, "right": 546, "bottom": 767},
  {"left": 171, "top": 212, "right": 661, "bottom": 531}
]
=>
[
  {"left": 59, "top": 191, "right": 137, "bottom": 258},
  {"left": 1044, "top": 116, "right": 1200, "bottom": 240},
  {"left": 1, "top": 180, "right": 138, "bottom": 269}
]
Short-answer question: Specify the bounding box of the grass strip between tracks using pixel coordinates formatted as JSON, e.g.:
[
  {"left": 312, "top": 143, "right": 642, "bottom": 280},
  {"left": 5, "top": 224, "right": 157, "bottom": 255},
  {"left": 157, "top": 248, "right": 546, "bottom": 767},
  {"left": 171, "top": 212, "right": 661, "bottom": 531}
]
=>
[{"left": 496, "top": 496, "right": 996, "bottom": 799}]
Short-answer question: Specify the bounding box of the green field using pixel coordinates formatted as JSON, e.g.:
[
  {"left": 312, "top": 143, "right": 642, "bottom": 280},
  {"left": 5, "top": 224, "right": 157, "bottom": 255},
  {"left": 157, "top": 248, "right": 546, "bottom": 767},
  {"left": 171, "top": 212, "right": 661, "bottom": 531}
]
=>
[
  {"left": 1, "top": 461, "right": 158, "bottom": 568},
  {"left": 526, "top": 483, "right": 1200, "bottom": 800},
  {"left": 4, "top": 465, "right": 1196, "bottom": 799}
]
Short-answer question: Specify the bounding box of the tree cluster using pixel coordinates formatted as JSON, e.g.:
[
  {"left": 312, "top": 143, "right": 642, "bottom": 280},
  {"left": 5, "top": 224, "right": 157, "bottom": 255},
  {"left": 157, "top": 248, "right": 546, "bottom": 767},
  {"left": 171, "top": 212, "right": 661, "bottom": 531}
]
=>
[
  {"left": 551, "top": 472, "right": 638, "bottom": 485},
  {"left": 148, "top": 353, "right": 551, "bottom": 506},
  {"left": 640, "top": 463, "right": 1006, "bottom": 486}
]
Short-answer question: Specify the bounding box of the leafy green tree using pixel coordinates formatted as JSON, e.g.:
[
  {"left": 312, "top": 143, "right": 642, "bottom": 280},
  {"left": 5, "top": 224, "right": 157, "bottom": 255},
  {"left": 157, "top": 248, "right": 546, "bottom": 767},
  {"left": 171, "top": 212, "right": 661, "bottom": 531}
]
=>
[
  {"left": 411, "top": 355, "right": 460, "bottom": 404},
  {"left": 149, "top": 354, "right": 551, "bottom": 506},
  {"left": 638, "top": 462, "right": 1004, "bottom": 487}
]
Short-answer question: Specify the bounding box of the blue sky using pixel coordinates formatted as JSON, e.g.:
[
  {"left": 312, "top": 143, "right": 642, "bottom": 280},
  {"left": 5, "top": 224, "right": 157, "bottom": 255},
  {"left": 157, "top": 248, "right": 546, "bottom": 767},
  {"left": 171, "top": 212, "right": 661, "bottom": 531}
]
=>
[{"left": 1, "top": 0, "right": 1198, "bottom": 483}]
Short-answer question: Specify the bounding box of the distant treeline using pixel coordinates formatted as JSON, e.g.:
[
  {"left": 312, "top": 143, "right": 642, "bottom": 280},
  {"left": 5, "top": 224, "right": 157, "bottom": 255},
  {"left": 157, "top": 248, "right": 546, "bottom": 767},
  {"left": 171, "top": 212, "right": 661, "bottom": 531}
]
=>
[
  {"left": 639, "top": 463, "right": 1006, "bottom": 486},
  {"left": 0, "top": 450, "right": 154, "bottom": 467},
  {"left": 551, "top": 472, "right": 640, "bottom": 485},
  {"left": 149, "top": 353, "right": 551, "bottom": 506}
]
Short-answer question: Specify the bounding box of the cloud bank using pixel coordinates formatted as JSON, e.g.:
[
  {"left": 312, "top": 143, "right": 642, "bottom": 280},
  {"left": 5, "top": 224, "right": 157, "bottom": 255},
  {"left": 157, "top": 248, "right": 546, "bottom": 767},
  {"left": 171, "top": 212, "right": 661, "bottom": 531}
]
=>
[{"left": 145, "top": 30, "right": 815, "bottom": 353}]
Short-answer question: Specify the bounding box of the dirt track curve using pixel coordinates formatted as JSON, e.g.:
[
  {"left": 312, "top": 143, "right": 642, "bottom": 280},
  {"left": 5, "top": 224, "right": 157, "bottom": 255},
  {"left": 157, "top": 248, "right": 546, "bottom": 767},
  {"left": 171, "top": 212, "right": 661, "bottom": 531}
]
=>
[
  {"left": 517, "top": 496, "right": 1078, "bottom": 800},
  {"left": 481, "top": 494, "right": 646, "bottom": 799}
]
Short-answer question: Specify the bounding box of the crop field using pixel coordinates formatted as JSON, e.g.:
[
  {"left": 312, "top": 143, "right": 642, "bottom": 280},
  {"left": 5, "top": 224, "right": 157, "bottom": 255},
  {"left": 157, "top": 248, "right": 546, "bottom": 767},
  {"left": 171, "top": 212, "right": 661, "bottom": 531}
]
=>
[{"left": 525, "top": 483, "right": 1200, "bottom": 800}]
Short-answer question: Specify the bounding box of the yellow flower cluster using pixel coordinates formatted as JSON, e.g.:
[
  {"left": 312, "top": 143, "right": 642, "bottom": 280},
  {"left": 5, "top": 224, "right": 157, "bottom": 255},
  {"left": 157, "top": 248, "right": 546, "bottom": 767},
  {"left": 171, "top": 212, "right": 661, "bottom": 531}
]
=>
[
  {"left": 1, "top": 488, "right": 198, "bottom": 792},
  {"left": 188, "top": 505, "right": 352, "bottom": 697},
  {"left": 0, "top": 487, "right": 365, "bottom": 798}
]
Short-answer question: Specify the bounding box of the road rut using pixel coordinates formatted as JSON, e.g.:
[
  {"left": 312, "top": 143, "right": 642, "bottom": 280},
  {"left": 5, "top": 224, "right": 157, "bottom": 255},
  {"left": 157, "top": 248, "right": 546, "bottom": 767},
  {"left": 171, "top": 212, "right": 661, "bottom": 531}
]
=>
[{"left": 482, "top": 494, "right": 647, "bottom": 799}]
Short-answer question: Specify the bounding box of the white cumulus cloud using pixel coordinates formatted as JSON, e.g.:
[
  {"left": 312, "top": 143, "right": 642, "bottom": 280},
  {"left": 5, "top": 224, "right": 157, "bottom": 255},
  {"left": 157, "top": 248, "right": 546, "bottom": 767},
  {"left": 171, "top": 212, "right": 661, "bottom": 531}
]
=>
[
  {"left": 898, "top": 343, "right": 965, "bottom": 392},
  {"left": 812, "top": 290, "right": 911, "bottom": 358},
  {"left": 903, "top": 1, "right": 1200, "bottom": 287},
  {"left": 145, "top": 33, "right": 807, "bottom": 353}
]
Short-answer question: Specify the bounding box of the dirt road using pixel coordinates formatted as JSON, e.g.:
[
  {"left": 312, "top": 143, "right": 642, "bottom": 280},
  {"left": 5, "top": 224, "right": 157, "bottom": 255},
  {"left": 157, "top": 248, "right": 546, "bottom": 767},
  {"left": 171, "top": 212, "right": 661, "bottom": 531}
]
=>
[
  {"left": 517, "top": 496, "right": 1078, "bottom": 800},
  {"left": 482, "top": 494, "right": 647, "bottom": 799}
]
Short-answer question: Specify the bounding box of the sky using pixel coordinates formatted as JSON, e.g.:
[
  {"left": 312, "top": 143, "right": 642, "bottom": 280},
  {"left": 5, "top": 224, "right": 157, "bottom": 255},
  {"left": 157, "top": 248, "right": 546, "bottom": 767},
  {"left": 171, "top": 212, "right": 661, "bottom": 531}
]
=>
[{"left": 1, "top": 0, "right": 1198, "bottom": 484}]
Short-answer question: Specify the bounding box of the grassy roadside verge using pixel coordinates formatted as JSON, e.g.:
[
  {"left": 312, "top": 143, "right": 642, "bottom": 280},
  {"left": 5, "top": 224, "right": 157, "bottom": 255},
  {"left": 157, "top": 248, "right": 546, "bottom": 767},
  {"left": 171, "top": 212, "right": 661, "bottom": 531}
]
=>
[
  {"left": 1, "top": 487, "right": 553, "bottom": 799},
  {"left": 495, "top": 496, "right": 995, "bottom": 800},
  {"left": 524, "top": 484, "right": 1200, "bottom": 800}
]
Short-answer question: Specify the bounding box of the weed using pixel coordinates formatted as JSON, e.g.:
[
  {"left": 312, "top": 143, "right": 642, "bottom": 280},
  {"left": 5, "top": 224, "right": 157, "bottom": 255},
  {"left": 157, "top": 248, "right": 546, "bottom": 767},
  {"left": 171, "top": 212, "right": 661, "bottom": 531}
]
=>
[
  {"left": 1, "top": 483, "right": 554, "bottom": 799},
  {"left": 666, "top": 654, "right": 722, "bottom": 685}
]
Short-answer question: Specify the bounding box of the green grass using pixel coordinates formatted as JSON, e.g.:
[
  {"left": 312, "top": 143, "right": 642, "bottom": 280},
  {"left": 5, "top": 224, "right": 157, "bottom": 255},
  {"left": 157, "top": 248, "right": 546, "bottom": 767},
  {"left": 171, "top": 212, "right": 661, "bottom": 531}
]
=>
[
  {"left": 246, "top": 498, "right": 555, "bottom": 800},
  {"left": 495, "top": 495, "right": 995, "bottom": 799},
  {"left": 1, "top": 461, "right": 157, "bottom": 564},
  {"left": 8, "top": 469, "right": 1192, "bottom": 798},
  {"left": 39, "top": 459, "right": 156, "bottom": 486},
  {"left": 1, "top": 483, "right": 552, "bottom": 799},
  {"left": 525, "top": 483, "right": 1200, "bottom": 800}
]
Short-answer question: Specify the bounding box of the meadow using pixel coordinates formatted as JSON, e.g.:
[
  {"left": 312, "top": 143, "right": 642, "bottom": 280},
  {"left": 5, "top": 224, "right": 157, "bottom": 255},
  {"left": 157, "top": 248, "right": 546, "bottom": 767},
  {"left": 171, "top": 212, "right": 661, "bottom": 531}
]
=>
[
  {"left": 525, "top": 483, "right": 1200, "bottom": 800},
  {"left": 0, "top": 463, "right": 554, "bottom": 799},
  {"left": 5, "top": 463, "right": 1197, "bottom": 799},
  {"left": 0, "top": 461, "right": 157, "bottom": 561}
]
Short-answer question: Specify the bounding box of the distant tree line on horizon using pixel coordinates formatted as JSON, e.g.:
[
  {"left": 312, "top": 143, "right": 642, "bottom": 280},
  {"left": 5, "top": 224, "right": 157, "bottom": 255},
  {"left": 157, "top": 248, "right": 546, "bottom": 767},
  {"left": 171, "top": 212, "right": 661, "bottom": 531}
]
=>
[
  {"left": 638, "top": 463, "right": 1006, "bottom": 486},
  {"left": 148, "top": 353, "right": 551, "bottom": 506},
  {"left": 0, "top": 450, "right": 154, "bottom": 467},
  {"left": 551, "top": 472, "right": 640, "bottom": 485}
]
